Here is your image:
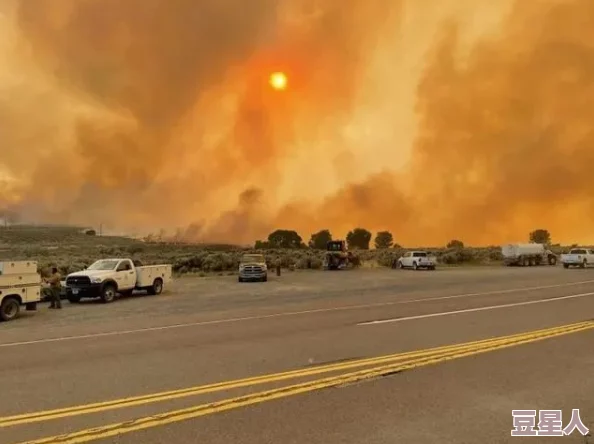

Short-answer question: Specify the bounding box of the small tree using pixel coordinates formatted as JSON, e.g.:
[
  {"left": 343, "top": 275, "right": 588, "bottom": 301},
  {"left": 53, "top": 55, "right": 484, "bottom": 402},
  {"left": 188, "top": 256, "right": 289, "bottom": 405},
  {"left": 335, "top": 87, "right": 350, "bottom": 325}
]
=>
[
  {"left": 254, "top": 240, "right": 270, "bottom": 249},
  {"left": 374, "top": 231, "right": 394, "bottom": 249},
  {"left": 447, "top": 239, "right": 464, "bottom": 249},
  {"left": 309, "top": 229, "right": 332, "bottom": 250},
  {"left": 267, "top": 229, "right": 303, "bottom": 249},
  {"left": 529, "top": 229, "right": 551, "bottom": 245},
  {"left": 346, "top": 228, "right": 372, "bottom": 250}
]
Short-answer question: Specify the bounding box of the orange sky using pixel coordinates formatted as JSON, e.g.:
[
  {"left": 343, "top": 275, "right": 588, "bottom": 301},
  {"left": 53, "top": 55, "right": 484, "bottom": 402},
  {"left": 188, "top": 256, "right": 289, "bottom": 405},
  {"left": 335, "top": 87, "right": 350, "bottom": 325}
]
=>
[{"left": 1, "top": 0, "right": 593, "bottom": 246}]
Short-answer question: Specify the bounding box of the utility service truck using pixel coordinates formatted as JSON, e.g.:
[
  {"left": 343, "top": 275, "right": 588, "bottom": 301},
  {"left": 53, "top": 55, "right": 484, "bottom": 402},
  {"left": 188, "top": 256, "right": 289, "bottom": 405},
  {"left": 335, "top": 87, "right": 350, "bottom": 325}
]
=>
[
  {"left": 560, "top": 248, "right": 594, "bottom": 268},
  {"left": 501, "top": 243, "right": 557, "bottom": 266},
  {"left": 65, "top": 258, "right": 172, "bottom": 303},
  {"left": 0, "top": 261, "right": 41, "bottom": 322}
]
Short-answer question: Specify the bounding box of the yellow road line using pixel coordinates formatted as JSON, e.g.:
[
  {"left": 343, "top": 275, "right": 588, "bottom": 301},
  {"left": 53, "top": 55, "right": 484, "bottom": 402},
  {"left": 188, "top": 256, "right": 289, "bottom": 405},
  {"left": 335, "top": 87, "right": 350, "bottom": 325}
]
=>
[
  {"left": 2, "top": 321, "right": 590, "bottom": 428},
  {"left": 14, "top": 321, "right": 594, "bottom": 444}
]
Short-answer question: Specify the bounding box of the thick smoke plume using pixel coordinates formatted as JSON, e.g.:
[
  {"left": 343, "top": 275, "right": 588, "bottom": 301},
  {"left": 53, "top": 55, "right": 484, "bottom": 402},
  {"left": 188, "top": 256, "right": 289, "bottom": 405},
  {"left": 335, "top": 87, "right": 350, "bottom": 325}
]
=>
[{"left": 0, "top": 0, "right": 592, "bottom": 245}]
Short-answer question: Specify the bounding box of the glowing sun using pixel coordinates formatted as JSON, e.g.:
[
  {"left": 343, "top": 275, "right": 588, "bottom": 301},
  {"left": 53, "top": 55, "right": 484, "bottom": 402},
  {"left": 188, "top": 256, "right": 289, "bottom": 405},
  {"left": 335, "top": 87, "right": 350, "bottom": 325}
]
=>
[{"left": 269, "top": 71, "right": 288, "bottom": 90}]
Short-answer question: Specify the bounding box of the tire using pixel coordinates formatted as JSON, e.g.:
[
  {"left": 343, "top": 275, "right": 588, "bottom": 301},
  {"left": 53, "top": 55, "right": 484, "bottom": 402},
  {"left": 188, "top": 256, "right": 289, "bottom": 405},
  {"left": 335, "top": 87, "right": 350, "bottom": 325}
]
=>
[
  {"left": 238, "top": 276, "right": 244, "bottom": 283},
  {"left": 521, "top": 257, "right": 528, "bottom": 267},
  {"left": 397, "top": 261, "right": 404, "bottom": 269},
  {"left": 413, "top": 261, "right": 418, "bottom": 270},
  {"left": 580, "top": 260, "right": 587, "bottom": 269},
  {"left": 68, "top": 295, "right": 81, "bottom": 303},
  {"left": 563, "top": 263, "right": 569, "bottom": 269},
  {"left": 528, "top": 257, "right": 535, "bottom": 266},
  {"left": 0, "top": 297, "right": 20, "bottom": 322},
  {"left": 548, "top": 255, "right": 557, "bottom": 266},
  {"left": 262, "top": 275, "right": 268, "bottom": 282},
  {"left": 100, "top": 284, "right": 117, "bottom": 303},
  {"left": 147, "top": 278, "right": 163, "bottom": 295}
]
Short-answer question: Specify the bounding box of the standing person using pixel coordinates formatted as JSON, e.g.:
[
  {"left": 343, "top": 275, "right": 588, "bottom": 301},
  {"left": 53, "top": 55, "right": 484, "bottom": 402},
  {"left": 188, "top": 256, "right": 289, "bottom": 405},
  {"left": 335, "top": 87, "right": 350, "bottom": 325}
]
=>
[{"left": 46, "top": 267, "right": 62, "bottom": 309}]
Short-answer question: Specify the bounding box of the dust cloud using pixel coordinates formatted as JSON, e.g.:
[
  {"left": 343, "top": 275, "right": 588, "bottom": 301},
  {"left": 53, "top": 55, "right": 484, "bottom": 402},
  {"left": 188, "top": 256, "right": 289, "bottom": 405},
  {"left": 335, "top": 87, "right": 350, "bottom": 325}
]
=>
[{"left": 0, "top": 0, "right": 592, "bottom": 245}]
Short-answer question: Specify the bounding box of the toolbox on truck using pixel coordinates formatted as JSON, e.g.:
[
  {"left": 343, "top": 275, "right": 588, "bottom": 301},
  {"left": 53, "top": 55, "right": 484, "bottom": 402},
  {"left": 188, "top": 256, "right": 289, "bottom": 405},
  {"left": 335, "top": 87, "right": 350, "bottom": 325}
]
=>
[
  {"left": 0, "top": 273, "right": 41, "bottom": 287},
  {"left": 0, "top": 262, "right": 42, "bottom": 322},
  {"left": 0, "top": 261, "right": 38, "bottom": 275}
]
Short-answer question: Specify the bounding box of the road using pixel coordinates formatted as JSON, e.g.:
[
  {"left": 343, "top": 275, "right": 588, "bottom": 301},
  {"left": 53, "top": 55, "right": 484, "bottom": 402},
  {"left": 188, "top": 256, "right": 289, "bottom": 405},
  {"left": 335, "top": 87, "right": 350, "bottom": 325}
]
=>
[{"left": 1, "top": 266, "right": 594, "bottom": 444}]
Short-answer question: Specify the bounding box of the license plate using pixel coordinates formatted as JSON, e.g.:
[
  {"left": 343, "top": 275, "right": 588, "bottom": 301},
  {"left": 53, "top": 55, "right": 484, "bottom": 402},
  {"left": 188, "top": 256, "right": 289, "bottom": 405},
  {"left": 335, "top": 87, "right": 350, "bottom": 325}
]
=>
[{"left": 72, "top": 288, "right": 79, "bottom": 295}]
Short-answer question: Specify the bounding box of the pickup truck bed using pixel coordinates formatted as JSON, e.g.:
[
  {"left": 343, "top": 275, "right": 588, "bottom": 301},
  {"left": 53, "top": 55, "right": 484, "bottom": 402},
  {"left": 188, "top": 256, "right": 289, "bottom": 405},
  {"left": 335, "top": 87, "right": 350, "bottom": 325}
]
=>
[{"left": 136, "top": 265, "right": 172, "bottom": 288}]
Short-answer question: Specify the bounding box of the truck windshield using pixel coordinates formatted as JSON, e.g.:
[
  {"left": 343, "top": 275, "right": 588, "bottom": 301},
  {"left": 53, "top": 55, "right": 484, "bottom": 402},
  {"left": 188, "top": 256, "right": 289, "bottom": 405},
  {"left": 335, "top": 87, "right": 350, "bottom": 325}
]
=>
[
  {"left": 413, "top": 252, "right": 427, "bottom": 257},
  {"left": 241, "top": 255, "right": 264, "bottom": 263},
  {"left": 87, "top": 260, "right": 119, "bottom": 270},
  {"left": 569, "top": 249, "right": 586, "bottom": 254}
]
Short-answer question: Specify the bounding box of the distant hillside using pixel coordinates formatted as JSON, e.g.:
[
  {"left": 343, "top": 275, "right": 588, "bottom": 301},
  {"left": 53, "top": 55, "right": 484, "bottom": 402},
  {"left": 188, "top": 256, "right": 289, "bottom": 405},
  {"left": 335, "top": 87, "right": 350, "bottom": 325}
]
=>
[{"left": 0, "top": 224, "right": 137, "bottom": 246}]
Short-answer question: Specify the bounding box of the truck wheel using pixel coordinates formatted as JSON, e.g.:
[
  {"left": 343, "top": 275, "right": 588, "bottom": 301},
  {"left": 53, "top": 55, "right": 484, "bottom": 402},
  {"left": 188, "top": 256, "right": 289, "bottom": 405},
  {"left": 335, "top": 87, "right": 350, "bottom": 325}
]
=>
[
  {"left": 100, "top": 284, "right": 117, "bottom": 303},
  {"left": 563, "top": 263, "right": 569, "bottom": 269},
  {"left": 521, "top": 257, "right": 528, "bottom": 267},
  {"left": 580, "top": 260, "right": 587, "bottom": 269},
  {"left": 548, "top": 255, "right": 557, "bottom": 266},
  {"left": 262, "top": 275, "right": 268, "bottom": 282},
  {"left": 0, "top": 297, "right": 20, "bottom": 322},
  {"left": 413, "top": 262, "right": 418, "bottom": 270},
  {"left": 397, "top": 261, "right": 404, "bottom": 269},
  {"left": 238, "top": 276, "right": 244, "bottom": 283},
  {"left": 147, "top": 278, "right": 163, "bottom": 295},
  {"left": 528, "top": 257, "right": 535, "bottom": 266}
]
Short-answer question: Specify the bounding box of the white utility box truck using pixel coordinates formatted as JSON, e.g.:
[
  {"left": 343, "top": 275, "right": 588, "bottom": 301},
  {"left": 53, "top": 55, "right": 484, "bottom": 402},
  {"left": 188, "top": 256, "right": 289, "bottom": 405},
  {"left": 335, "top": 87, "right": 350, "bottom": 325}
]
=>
[
  {"left": 501, "top": 243, "right": 557, "bottom": 266},
  {"left": 65, "top": 258, "right": 172, "bottom": 303},
  {"left": 0, "top": 261, "right": 41, "bottom": 322}
]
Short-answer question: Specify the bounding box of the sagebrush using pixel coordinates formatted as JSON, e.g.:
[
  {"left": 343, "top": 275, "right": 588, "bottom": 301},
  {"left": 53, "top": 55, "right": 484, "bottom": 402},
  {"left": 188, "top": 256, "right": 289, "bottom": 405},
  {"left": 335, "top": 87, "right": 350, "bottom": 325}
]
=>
[{"left": 0, "top": 225, "right": 577, "bottom": 276}]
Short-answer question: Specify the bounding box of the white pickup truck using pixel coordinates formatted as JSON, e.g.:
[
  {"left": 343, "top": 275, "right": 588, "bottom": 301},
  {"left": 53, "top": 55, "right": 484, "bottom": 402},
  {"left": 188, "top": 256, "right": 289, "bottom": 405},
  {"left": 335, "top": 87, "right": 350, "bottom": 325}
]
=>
[
  {"left": 560, "top": 248, "right": 594, "bottom": 269},
  {"left": 0, "top": 261, "right": 41, "bottom": 322},
  {"left": 65, "top": 258, "right": 172, "bottom": 303},
  {"left": 395, "top": 251, "right": 437, "bottom": 270}
]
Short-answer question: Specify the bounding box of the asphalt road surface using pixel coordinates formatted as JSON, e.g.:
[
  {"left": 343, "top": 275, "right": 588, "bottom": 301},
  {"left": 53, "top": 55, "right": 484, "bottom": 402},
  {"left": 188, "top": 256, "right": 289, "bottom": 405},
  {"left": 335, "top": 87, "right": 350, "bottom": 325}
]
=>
[{"left": 2, "top": 266, "right": 594, "bottom": 444}]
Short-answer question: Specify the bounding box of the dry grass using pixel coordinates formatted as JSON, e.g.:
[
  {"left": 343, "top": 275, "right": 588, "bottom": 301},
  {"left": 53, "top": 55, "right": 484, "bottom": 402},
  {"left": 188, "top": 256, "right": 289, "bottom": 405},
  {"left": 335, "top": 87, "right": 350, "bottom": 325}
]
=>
[{"left": 0, "top": 225, "right": 577, "bottom": 276}]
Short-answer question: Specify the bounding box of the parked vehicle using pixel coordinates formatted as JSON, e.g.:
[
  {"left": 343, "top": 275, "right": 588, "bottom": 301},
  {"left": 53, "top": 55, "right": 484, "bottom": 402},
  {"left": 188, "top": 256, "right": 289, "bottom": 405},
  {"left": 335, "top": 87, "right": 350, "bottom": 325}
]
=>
[
  {"left": 323, "top": 240, "right": 359, "bottom": 270},
  {"left": 238, "top": 254, "right": 268, "bottom": 282},
  {"left": 65, "top": 258, "right": 172, "bottom": 303},
  {"left": 501, "top": 243, "right": 557, "bottom": 266},
  {"left": 0, "top": 261, "right": 41, "bottom": 322},
  {"left": 560, "top": 248, "right": 594, "bottom": 269},
  {"left": 395, "top": 251, "right": 436, "bottom": 270}
]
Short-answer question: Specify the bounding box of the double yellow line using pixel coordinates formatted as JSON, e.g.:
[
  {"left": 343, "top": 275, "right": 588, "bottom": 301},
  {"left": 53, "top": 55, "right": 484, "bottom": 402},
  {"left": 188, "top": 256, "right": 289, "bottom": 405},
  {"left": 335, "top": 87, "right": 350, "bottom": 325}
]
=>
[{"left": 8, "top": 320, "right": 594, "bottom": 444}]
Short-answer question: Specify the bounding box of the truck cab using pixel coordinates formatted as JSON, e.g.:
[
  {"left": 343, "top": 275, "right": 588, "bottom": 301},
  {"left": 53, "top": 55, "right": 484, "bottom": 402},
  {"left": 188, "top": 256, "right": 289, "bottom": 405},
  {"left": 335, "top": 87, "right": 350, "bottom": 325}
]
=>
[
  {"left": 66, "top": 258, "right": 172, "bottom": 303},
  {"left": 238, "top": 254, "right": 268, "bottom": 282}
]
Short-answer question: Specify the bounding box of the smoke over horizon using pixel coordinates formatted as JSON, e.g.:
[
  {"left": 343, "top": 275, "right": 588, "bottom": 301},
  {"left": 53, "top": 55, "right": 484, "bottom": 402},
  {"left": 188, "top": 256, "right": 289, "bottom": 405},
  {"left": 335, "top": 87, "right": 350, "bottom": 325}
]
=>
[{"left": 1, "top": 0, "right": 593, "bottom": 246}]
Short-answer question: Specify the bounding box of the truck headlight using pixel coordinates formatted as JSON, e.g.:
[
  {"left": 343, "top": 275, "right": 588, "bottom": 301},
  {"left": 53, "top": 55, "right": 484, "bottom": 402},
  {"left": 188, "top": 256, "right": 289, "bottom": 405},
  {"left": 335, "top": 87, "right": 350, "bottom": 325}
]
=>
[{"left": 90, "top": 277, "right": 103, "bottom": 284}]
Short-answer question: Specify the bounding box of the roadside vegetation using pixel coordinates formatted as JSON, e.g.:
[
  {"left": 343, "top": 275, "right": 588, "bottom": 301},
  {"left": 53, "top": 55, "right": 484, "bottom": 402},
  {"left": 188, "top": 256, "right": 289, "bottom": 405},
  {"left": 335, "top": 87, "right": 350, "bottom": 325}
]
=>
[{"left": 0, "top": 225, "right": 582, "bottom": 277}]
